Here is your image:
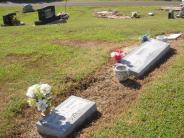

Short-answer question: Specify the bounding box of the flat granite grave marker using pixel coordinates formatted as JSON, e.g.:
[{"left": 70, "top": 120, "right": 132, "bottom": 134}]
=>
[
  {"left": 121, "top": 39, "right": 170, "bottom": 77},
  {"left": 36, "top": 96, "right": 97, "bottom": 138}
]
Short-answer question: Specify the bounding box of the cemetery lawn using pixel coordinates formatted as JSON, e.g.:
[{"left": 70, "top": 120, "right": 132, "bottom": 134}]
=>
[{"left": 1, "top": 5, "right": 184, "bottom": 137}]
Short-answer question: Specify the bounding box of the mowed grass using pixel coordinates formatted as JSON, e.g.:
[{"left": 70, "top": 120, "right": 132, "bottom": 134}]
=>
[
  {"left": 92, "top": 47, "right": 184, "bottom": 138},
  {"left": 0, "top": 5, "right": 184, "bottom": 137}
]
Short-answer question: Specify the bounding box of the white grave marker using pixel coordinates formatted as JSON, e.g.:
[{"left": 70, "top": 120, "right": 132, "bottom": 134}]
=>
[
  {"left": 167, "top": 33, "right": 182, "bottom": 40},
  {"left": 36, "top": 96, "right": 97, "bottom": 138},
  {"left": 121, "top": 39, "right": 170, "bottom": 77}
]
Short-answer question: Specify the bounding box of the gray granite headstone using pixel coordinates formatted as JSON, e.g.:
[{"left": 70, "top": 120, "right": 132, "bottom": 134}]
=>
[
  {"left": 121, "top": 39, "right": 170, "bottom": 77},
  {"left": 180, "top": 6, "right": 184, "bottom": 17},
  {"left": 36, "top": 96, "right": 97, "bottom": 138},
  {"left": 22, "top": 4, "right": 34, "bottom": 13}
]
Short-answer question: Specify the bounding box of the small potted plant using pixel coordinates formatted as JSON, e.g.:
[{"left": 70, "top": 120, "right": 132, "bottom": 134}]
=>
[{"left": 26, "top": 83, "right": 52, "bottom": 116}]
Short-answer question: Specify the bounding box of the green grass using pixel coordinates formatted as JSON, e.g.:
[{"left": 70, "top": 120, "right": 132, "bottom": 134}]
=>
[{"left": 0, "top": 5, "right": 184, "bottom": 137}]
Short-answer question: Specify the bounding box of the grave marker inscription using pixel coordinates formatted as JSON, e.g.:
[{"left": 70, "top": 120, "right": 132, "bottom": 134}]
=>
[
  {"left": 36, "top": 96, "right": 97, "bottom": 138},
  {"left": 121, "top": 39, "right": 170, "bottom": 77}
]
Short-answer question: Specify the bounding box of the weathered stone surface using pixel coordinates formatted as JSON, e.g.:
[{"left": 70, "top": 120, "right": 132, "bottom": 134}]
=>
[
  {"left": 36, "top": 96, "right": 97, "bottom": 138},
  {"left": 121, "top": 39, "right": 170, "bottom": 77}
]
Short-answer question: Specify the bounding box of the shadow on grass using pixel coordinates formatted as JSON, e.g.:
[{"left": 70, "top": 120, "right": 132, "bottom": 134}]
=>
[
  {"left": 69, "top": 111, "right": 102, "bottom": 138},
  {"left": 120, "top": 79, "right": 141, "bottom": 90},
  {"left": 139, "top": 47, "right": 176, "bottom": 79}
]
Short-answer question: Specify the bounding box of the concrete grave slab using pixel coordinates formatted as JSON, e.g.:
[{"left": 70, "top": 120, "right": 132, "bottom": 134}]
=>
[
  {"left": 36, "top": 96, "right": 97, "bottom": 138},
  {"left": 156, "top": 33, "right": 182, "bottom": 41},
  {"left": 167, "top": 33, "right": 182, "bottom": 40},
  {"left": 121, "top": 39, "right": 170, "bottom": 77}
]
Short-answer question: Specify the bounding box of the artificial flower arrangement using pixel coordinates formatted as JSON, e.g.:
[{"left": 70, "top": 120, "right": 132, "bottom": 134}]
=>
[
  {"left": 26, "top": 83, "right": 52, "bottom": 116},
  {"left": 111, "top": 48, "right": 125, "bottom": 63}
]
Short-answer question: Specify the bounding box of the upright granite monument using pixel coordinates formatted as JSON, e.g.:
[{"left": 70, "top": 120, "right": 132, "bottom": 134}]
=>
[
  {"left": 36, "top": 96, "right": 97, "bottom": 138},
  {"left": 180, "top": 6, "right": 184, "bottom": 17},
  {"left": 168, "top": 10, "right": 175, "bottom": 19},
  {"left": 35, "top": 6, "right": 69, "bottom": 25},
  {"left": 3, "top": 13, "right": 16, "bottom": 26},
  {"left": 35, "top": 6, "right": 58, "bottom": 25},
  {"left": 2, "top": 13, "right": 24, "bottom": 26}
]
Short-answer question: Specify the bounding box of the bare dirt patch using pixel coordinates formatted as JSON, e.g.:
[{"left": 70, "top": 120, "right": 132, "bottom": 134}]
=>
[
  {"left": 0, "top": 53, "right": 33, "bottom": 65},
  {"left": 52, "top": 39, "right": 136, "bottom": 50},
  {"left": 0, "top": 53, "right": 50, "bottom": 69},
  {"left": 7, "top": 37, "right": 184, "bottom": 138}
]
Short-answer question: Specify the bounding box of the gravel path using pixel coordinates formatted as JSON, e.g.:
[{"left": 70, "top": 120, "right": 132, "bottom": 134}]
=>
[{"left": 0, "top": 1, "right": 180, "bottom": 7}]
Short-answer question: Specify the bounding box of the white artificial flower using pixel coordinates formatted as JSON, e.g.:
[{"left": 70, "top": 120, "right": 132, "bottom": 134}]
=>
[
  {"left": 111, "top": 52, "right": 116, "bottom": 58},
  {"left": 26, "top": 87, "right": 35, "bottom": 98},
  {"left": 26, "top": 84, "right": 39, "bottom": 98},
  {"left": 40, "top": 84, "right": 52, "bottom": 96},
  {"left": 36, "top": 99, "right": 48, "bottom": 112}
]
